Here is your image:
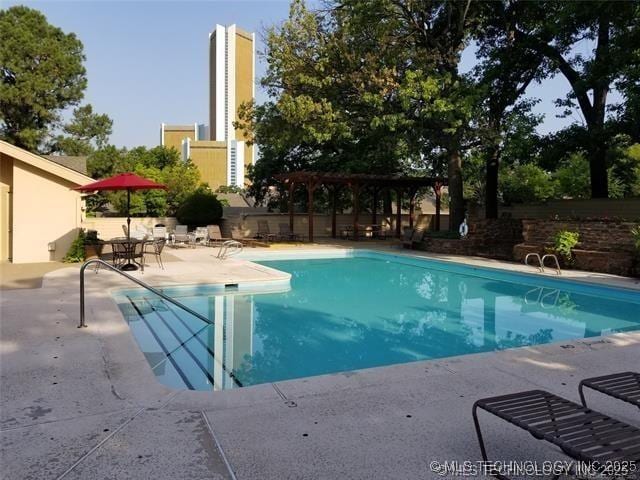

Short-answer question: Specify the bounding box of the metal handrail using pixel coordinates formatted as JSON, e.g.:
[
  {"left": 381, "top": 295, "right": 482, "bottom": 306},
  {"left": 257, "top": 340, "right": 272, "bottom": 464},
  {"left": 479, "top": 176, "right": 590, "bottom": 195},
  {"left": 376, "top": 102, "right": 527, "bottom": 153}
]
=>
[
  {"left": 525, "top": 253, "right": 544, "bottom": 272},
  {"left": 216, "top": 240, "right": 243, "bottom": 259},
  {"left": 79, "top": 259, "right": 213, "bottom": 328},
  {"left": 541, "top": 254, "right": 562, "bottom": 275}
]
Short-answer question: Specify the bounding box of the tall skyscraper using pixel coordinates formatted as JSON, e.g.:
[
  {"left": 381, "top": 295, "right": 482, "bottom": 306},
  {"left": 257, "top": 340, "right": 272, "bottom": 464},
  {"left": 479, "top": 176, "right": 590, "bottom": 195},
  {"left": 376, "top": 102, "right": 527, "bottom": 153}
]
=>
[{"left": 160, "top": 24, "right": 255, "bottom": 189}]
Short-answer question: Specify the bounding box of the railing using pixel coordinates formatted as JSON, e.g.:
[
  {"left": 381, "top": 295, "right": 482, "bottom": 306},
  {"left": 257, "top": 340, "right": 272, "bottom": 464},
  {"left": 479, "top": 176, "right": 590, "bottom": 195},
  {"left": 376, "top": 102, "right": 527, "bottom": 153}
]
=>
[
  {"left": 79, "top": 259, "right": 213, "bottom": 328},
  {"left": 216, "top": 240, "right": 243, "bottom": 259}
]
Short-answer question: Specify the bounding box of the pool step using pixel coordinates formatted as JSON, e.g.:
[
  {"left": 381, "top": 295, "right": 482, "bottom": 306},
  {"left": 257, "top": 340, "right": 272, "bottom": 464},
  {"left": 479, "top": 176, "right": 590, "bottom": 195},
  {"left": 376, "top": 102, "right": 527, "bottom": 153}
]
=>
[{"left": 125, "top": 295, "right": 241, "bottom": 390}]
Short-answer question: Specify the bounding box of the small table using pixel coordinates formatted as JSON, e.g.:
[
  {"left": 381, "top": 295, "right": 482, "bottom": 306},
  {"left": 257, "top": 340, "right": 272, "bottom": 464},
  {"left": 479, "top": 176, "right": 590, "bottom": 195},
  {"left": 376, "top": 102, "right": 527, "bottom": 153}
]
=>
[{"left": 105, "top": 237, "right": 148, "bottom": 271}]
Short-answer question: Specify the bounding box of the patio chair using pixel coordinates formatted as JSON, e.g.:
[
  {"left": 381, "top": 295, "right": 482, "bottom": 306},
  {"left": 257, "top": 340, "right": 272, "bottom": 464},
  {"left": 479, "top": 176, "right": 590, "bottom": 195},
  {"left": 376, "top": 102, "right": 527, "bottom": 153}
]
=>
[
  {"left": 232, "top": 227, "right": 265, "bottom": 247},
  {"left": 402, "top": 227, "right": 425, "bottom": 249},
  {"left": 472, "top": 389, "right": 640, "bottom": 480},
  {"left": 131, "top": 225, "right": 150, "bottom": 240},
  {"left": 122, "top": 224, "right": 129, "bottom": 237},
  {"left": 278, "top": 223, "right": 302, "bottom": 242},
  {"left": 207, "top": 225, "right": 231, "bottom": 246},
  {"left": 579, "top": 371, "right": 640, "bottom": 409},
  {"left": 256, "top": 220, "right": 277, "bottom": 242},
  {"left": 144, "top": 238, "right": 166, "bottom": 270},
  {"left": 130, "top": 241, "right": 145, "bottom": 272},
  {"left": 152, "top": 226, "right": 167, "bottom": 240},
  {"left": 193, "top": 227, "right": 208, "bottom": 245},
  {"left": 172, "top": 225, "right": 194, "bottom": 247}
]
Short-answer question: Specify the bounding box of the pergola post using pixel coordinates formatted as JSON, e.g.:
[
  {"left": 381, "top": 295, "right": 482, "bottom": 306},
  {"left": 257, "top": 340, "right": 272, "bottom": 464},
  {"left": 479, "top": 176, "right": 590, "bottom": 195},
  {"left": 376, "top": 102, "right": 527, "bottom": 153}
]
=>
[
  {"left": 331, "top": 186, "right": 338, "bottom": 239},
  {"left": 352, "top": 183, "right": 360, "bottom": 240},
  {"left": 288, "top": 181, "right": 295, "bottom": 234},
  {"left": 372, "top": 187, "right": 378, "bottom": 226},
  {"left": 395, "top": 188, "right": 402, "bottom": 238},
  {"left": 308, "top": 181, "right": 316, "bottom": 243},
  {"left": 434, "top": 182, "right": 442, "bottom": 232},
  {"left": 409, "top": 188, "right": 417, "bottom": 230}
]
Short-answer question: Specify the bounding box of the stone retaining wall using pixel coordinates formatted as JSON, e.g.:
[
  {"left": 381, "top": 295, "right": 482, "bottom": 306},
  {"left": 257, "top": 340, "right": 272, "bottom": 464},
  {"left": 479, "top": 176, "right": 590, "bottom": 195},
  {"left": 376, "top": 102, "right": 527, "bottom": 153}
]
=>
[
  {"left": 515, "top": 219, "right": 638, "bottom": 276},
  {"left": 418, "top": 218, "right": 523, "bottom": 260},
  {"left": 522, "top": 219, "right": 637, "bottom": 253}
]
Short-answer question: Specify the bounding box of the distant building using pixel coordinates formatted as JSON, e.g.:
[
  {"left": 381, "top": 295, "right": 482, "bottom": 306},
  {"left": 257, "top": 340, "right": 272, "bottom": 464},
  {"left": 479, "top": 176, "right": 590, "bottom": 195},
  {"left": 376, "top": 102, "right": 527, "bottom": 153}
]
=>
[{"left": 161, "top": 24, "right": 255, "bottom": 190}]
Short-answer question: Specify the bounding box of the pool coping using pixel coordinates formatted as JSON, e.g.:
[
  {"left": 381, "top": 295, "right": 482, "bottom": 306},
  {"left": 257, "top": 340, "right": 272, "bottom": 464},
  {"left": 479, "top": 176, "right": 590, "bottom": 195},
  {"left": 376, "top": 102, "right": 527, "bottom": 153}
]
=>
[{"left": 78, "top": 247, "right": 640, "bottom": 410}]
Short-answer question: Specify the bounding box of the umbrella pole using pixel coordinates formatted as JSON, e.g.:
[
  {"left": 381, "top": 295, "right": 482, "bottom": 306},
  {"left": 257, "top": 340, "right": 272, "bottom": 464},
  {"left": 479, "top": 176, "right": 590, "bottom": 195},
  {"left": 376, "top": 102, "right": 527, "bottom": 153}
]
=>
[{"left": 122, "top": 188, "right": 137, "bottom": 271}]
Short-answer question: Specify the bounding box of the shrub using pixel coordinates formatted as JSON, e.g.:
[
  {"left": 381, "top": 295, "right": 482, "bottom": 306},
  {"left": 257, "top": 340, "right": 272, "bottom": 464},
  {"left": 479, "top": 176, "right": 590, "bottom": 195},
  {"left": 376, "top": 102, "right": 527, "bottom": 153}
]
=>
[
  {"left": 63, "top": 229, "right": 101, "bottom": 263},
  {"left": 631, "top": 225, "right": 640, "bottom": 251},
  {"left": 176, "top": 189, "right": 223, "bottom": 227},
  {"left": 500, "top": 164, "right": 556, "bottom": 204},
  {"left": 553, "top": 230, "right": 580, "bottom": 264}
]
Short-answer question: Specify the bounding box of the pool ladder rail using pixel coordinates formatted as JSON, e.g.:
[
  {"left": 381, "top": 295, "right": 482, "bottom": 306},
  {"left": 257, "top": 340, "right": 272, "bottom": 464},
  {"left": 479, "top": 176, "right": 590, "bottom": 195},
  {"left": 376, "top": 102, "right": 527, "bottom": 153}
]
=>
[
  {"left": 216, "top": 240, "right": 243, "bottom": 260},
  {"left": 524, "top": 253, "right": 562, "bottom": 275},
  {"left": 79, "top": 259, "right": 213, "bottom": 328}
]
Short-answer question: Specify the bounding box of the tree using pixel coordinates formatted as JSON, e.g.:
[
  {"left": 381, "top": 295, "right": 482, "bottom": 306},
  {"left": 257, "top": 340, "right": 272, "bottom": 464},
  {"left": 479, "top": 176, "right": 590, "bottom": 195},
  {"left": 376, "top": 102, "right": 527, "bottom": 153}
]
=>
[
  {"left": 88, "top": 145, "right": 202, "bottom": 217},
  {"left": 500, "top": 164, "right": 556, "bottom": 204},
  {"left": 0, "top": 6, "right": 87, "bottom": 152},
  {"left": 474, "top": 2, "right": 546, "bottom": 218},
  {"left": 509, "top": 0, "right": 640, "bottom": 198},
  {"left": 339, "top": 0, "right": 485, "bottom": 230},
  {"left": 51, "top": 104, "right": 113, "bottom": 155}
]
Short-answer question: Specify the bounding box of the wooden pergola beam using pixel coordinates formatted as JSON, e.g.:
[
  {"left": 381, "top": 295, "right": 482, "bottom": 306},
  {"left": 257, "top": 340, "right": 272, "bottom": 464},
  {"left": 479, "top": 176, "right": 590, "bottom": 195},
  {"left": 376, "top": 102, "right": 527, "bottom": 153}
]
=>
[{"left": 275, "top": 172, "right": 449, "bottom": 241}]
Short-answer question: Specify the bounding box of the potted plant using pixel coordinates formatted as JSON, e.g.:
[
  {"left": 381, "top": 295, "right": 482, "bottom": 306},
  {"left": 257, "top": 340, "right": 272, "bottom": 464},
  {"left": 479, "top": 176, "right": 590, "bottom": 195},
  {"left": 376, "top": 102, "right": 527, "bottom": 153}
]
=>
[
  {"left": 63, "top": 229, "right": 103, "bottom": 263},
  {"left": 83, "top": 230, "right": 102, "bottom": 259}
]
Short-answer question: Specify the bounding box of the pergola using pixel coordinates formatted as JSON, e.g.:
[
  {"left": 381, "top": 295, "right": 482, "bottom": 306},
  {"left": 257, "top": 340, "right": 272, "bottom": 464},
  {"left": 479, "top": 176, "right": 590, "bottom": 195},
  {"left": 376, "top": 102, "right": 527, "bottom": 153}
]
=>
[{"left": 274, "top": 172, "right": 448, "bottom": 242}]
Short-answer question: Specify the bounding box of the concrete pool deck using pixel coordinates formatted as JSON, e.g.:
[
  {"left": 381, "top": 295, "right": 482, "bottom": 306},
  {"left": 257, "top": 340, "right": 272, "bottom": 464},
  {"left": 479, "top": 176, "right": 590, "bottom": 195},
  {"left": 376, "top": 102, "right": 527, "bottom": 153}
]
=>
[{"left": 1, "top": 243, "right": 639, "bottom": 479}]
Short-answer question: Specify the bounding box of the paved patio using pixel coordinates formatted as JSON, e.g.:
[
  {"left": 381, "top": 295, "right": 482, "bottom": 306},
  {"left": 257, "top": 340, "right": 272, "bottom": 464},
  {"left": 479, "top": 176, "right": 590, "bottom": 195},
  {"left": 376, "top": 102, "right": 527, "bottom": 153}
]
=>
[{"left": 1, "top": 243, "right": 639, "bottom": 479}]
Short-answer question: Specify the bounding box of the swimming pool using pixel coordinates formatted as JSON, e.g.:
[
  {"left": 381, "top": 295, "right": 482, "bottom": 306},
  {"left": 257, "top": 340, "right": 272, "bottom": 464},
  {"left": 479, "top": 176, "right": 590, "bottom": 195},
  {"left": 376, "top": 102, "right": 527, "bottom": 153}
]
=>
[{"left": 113, "top": 251, "right": 640, "bottom": 391}]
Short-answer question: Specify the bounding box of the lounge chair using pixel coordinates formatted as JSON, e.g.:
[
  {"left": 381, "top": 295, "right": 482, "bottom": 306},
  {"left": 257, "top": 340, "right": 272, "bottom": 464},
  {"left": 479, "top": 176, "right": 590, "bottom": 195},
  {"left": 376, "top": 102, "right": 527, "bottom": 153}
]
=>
[
  {"left": 579, "top": 371, "right": 640, "bottom": 409},
  {"left": 172, "top": 225, "right": 194, "bottom": 247},
  {"left": 206, "top": 225, "right": 231, "bottom": 246},
  {"left": 256, "top": 220, "right": 277, "bottom": 242},
  {"left": 193, "top": 227, "right": 208, "bottom": 245},
  {"left": 278, "top": 223, "right": 302, "bottom": 242},
  {"left": 473, "top": 389, "right": 640, "bottom": 479},
  {"left": 232, "top": 227, "right": 267, "bottom": 247},
  {"left": 402, "top": 228, "right": 424, "bottom": 249},
  {"left": 152, "top": 226, "right": 167, "bottom": 240}
]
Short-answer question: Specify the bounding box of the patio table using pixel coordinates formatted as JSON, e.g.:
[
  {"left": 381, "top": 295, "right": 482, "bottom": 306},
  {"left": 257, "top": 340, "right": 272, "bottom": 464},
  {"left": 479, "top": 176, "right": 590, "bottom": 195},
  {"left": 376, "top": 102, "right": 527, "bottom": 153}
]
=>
[{"left": 104, "top": 237, "right": 148, "bottom": 271}]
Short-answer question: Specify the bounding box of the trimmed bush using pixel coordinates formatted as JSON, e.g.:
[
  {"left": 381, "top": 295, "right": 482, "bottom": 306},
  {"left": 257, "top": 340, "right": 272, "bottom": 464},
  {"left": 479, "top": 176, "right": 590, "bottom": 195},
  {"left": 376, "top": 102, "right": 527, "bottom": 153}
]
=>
[{"left": 176, "top": 189, "right": 223, "bottom": 227}]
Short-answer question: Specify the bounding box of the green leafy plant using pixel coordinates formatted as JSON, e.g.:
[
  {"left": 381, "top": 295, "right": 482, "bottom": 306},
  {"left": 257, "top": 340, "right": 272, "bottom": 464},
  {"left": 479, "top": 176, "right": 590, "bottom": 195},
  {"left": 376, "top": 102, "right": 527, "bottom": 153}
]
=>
[
  {"left": 553, "top": 230, "right": 580, "bottom": 264},
  {"left": 63, "top": 229, "right": 86, "bottom": 263},
  {"left": 631, "top": 225, "right": 640, "bottom": 251},
  {"left": 176, "top": 189, "right": 223, "bottom": 227},
  {"left": 63, "top": 229, "right": 101, "bottom": 263}
]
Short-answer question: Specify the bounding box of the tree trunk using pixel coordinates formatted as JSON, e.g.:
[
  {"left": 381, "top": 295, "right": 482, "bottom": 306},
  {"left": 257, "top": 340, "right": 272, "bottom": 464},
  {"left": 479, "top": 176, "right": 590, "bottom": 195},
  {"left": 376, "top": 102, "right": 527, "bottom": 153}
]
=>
[
  {"left": 448, "top": 148, "right": 465, "bottom": 231},
  {"left": 485, "top": 143, "right": 500, "bottom": 219},
  {"left": 588, "top": 133, "right": 609, "bottom": 198}
]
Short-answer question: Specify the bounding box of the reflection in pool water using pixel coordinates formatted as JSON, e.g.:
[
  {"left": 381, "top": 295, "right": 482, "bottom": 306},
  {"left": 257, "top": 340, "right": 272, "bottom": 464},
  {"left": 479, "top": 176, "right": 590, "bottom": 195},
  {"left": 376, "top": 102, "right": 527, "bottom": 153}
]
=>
[{"left": 114, "top": 255, "right": 640, "bottom": 391}]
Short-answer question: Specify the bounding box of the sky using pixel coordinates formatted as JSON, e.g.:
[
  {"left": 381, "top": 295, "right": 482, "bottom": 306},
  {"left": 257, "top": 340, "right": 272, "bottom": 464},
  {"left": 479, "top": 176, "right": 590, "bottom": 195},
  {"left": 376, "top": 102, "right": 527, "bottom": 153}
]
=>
[{"left": 5, "top": 0, "right": 606, "bottom": 149}]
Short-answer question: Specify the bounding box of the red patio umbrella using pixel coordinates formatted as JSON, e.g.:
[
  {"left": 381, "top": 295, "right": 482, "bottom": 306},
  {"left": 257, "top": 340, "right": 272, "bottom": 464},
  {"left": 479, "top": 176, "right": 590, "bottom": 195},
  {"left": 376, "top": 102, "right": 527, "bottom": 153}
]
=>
[{"left": 75, "top": 173, "right": 166, "bottom": 270}]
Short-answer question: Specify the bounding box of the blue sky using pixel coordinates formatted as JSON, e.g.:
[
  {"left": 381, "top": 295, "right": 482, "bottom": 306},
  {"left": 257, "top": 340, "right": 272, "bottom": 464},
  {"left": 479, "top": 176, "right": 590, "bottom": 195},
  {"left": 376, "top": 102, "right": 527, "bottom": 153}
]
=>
[{"left": 7, "top": 0, "right": 598, "bottom": 148}]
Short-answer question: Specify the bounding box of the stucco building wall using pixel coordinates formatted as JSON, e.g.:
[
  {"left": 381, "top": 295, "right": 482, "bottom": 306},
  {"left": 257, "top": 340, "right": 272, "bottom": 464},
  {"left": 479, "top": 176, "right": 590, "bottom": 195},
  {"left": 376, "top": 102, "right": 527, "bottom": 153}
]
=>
[{"left": 0, "top": 142, "right": 92, "bottom": 263}]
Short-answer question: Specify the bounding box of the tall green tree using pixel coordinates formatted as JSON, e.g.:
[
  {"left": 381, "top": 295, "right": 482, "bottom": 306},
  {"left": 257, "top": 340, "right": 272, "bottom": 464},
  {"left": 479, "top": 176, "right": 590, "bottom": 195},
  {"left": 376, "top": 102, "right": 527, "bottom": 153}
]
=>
[
  {"left": 51, "top": 104, "right": 113, "bottom": 155},
  {"left": 0, "top": 6, "right": 87, "bottom": 152},
  {"left": 333, "top": 0, "right": 484, "bottom": 230},
  {"left": 509, "top": 0, "right": 640, "bottom": 198},
  {"left": 238, "top": 0, "right": 412, "bottom": 207},
  {"left": 473, "top": 2, "right": 546, "bottom": 218}
]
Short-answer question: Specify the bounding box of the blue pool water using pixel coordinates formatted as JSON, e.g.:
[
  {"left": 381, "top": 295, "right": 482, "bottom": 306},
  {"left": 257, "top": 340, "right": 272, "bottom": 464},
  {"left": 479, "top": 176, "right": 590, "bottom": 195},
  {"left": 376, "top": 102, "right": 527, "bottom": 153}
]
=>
[{"left": 113, "top": 252, "right": 640, "bottom": 391}]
